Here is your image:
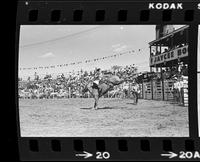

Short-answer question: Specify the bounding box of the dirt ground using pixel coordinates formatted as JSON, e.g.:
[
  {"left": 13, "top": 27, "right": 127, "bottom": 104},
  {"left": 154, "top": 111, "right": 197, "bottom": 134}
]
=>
[{"left": 19, "top": 98, "right": 189, "bottom": 137}]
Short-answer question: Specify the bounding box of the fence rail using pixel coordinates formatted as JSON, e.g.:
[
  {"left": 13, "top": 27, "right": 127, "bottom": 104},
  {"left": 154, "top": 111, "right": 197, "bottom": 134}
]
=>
[{"left": 142, "top": 79, "right": 188, "bottom": 106}]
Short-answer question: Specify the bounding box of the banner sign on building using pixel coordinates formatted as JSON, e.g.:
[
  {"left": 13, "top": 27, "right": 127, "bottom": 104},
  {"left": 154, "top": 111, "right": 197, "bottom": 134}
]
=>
[{"left": 150, "top": 45, "right": 188, "bottom": 66}]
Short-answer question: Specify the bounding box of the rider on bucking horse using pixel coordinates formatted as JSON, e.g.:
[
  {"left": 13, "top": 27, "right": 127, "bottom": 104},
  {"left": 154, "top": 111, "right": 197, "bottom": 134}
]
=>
[
  {"left": 93, "top": 68, "right": 114, "bottom": 89},
  {"left": 93, "top": 68, "right": 102, "bottom": 87},
  {"left": 84, "top": 68, "right": 124, "bottom": 109}
]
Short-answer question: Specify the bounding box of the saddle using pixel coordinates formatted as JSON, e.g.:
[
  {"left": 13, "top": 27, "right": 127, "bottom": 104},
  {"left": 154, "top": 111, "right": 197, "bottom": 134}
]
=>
[
  {"left": 101, "top": 79, "right": 114, "bottom": 88},
  {"left": 92, "top": 79, "right": 113, "bottom": 89},
  {"left": 92, "top": 82, "right": 99, "bottom": 89}
]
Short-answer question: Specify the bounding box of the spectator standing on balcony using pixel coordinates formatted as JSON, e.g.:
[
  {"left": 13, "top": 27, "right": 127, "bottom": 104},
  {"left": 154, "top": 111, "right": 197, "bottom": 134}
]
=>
[{"left": 181, "top": 65, "right": 188, "bottom": 76}]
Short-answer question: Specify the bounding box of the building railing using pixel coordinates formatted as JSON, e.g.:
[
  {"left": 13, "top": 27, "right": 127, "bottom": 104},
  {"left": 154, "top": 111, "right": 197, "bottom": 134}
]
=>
[{"left": 150, "top": 45, "right": 188, "bottom": 67}]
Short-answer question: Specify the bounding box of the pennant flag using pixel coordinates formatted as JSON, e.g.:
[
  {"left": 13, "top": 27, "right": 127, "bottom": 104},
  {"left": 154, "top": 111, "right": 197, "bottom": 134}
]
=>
[{"left": 19, "top": 48, "right": 144, "bottom": 71}]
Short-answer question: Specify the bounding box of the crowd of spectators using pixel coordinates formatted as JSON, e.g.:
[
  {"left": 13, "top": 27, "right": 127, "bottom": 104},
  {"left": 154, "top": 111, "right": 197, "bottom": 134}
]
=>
[
  {"left": 139, "top": 63, "right": 188, "bottom": 83},
  {"left": 18, "top": 64, "right": 138, "bottom": 99},
  {"left": 18, "top": 62, "right": 188, "bottom": 102}
]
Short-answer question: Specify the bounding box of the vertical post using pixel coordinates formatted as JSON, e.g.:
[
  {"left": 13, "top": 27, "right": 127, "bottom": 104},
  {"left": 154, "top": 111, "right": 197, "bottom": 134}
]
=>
[
  {"left": 151, "top": 73, "right": 153, "bottom": 100},
  {"left": 161, "top": 67, "right": 165, "bottom": 100},
  {"left": 156, "top": 44, "right": 158, "bottom": 54},
  {"left": 69, "top": 87, "right": 71, "bottom": 98},
  {"left": 150, "top": 45, "right": 153, "bottom": 100},
  {"left": 142, "top": 81, "right": 144, "bottom": 99},
  {"left": 160, "top": 43, "right": 162, "bottom": 55},
  {"left": 171, "top": 35, "right": 173, "bottom": 49},
  {"left": 150, "top": 45, "right": 152, "bottom": 56},
  {"left": 149, "top": 45, "right": 154, "bottom": 100},
  {"left": 150, "top": 45, "right": 152, "bottom": 72},
  {"left": 155, "top": 45, "right": 158, "bottom": 71},
  {"left": 186, "top": 28, "right": 188, "bottom": 45}
]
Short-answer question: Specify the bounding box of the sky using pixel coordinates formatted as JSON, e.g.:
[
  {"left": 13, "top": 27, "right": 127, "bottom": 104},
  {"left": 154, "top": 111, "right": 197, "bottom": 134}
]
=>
[{"left": 18, "top": 25, "right": 184, "bottom": 79}]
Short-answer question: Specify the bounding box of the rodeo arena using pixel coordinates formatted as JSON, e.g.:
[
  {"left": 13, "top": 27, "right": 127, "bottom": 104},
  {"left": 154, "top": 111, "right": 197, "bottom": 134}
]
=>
[{"left": 18, "top": 25, "right": 189, "bottom": 137}]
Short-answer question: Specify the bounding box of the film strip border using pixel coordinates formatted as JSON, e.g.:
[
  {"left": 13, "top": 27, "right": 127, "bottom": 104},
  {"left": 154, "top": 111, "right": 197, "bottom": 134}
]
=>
[
  {"left": 16, "top": 1, "right": 200, "bottom": 24},
  {"left": 19, "top": 138, "right": 200, "bottom": 161}
]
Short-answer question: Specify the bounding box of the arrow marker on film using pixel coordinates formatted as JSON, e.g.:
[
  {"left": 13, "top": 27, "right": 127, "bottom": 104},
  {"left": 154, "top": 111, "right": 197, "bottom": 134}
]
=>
[
  {"left": 161, "top": 152, "right": 178, "bottom": 159},
  {"left": 75, "top": 151, "right": 93, "bottom": 159}
]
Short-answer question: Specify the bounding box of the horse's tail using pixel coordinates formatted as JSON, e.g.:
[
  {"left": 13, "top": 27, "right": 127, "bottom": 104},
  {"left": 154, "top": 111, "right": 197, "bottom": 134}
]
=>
[
  {"left": 82, "top": 85, "right": 89, "bottom": 93},
  {"left": 82, "top": 82, "right": 94, "bottom": 94}
]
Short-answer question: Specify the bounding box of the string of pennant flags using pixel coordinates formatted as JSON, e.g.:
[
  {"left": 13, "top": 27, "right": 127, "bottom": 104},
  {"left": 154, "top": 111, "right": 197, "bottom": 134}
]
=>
[
  {"left": 19, "top": 60, "right": 149, "bottom": 79},
  {"left": 19, "top": 48, "right": 142, "bottom": 71}
]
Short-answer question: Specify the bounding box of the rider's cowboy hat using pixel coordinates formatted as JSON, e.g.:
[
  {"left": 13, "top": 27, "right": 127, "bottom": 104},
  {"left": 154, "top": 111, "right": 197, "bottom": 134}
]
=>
[{"left": 96, "top": 68, "right": 101, "bottom": 71}]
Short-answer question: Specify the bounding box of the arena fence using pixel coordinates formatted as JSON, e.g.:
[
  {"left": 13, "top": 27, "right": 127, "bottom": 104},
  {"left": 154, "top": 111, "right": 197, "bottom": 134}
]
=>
[
  {"left": 18, "top": 77, "right": 188, "bottom": 106},
  {"left": 141, "top": 79, "right": 188, "bottom": 107}
]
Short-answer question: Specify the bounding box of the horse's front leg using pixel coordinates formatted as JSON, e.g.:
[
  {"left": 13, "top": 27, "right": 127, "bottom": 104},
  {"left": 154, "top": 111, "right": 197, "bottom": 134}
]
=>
[
  {"left": 135, "top": 92, "right": 138, "bottom": 104},
  {"left": 93, "top": 97, "right": 99, "bottom": 110}
]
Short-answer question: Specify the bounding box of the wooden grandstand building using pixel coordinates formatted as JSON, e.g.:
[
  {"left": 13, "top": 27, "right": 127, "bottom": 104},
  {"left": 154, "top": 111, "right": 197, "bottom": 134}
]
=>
[{"left": 141, "top": 25, "right": 189, "bottom": 106}]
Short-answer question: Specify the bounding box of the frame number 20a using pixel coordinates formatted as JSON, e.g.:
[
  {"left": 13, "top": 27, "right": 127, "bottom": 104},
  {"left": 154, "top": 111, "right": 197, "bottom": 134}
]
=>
[
  {"left": 161, "top": 151, "right": 200, "bottom": 159},
  {"left": 179, "top": 151, "right": 200, "bottom": 159}
]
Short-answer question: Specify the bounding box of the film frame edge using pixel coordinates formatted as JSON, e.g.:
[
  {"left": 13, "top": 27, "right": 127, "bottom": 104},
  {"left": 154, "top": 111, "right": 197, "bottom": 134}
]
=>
[{"left": 15, "top": 0, "right": 200, "bottom": 161}]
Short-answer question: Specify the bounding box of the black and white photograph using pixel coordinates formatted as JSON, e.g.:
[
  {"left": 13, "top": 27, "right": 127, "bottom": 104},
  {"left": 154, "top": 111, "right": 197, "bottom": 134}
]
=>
[{"left": 18, "top": 25, "right": 189, "bottom": 137}]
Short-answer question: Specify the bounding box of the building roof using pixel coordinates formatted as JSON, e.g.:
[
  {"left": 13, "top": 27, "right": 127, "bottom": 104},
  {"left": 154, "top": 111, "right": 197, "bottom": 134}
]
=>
[{"left": 149, "top": 25, "right": 189, "bottom": 46}]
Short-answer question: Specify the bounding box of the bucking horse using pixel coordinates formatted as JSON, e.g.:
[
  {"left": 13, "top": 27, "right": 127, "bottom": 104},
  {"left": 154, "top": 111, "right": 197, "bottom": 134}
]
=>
[{"left": 82, "top": 75, "right": 124, "bottom": 110}]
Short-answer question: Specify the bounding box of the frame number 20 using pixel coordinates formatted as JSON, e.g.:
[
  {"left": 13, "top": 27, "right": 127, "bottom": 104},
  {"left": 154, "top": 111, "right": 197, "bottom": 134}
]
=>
[{"left": 96, "top": 152, "right": 110, "bottom": 159}]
